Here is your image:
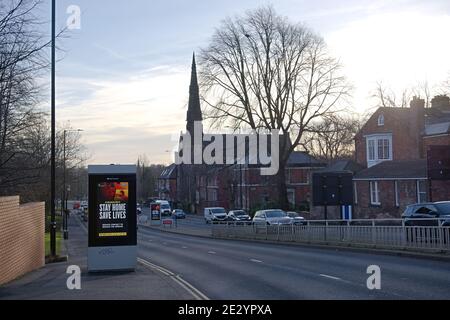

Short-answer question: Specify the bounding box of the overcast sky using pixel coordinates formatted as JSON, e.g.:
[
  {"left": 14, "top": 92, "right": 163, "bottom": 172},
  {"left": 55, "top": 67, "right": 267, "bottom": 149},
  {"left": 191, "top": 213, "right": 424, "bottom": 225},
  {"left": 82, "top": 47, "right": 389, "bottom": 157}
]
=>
[{"left": 37, "top": 0, "right": 450, "bottom": 165}]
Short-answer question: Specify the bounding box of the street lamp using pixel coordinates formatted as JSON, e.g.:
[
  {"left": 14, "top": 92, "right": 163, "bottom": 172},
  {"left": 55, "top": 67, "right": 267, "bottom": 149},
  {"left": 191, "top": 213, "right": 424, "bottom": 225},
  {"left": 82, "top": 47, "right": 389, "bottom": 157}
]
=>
[
  {"left": 226, "top": 126, "right": 244, "bottom": 209},
  {"left": 50, "top": 0, "right": 56, "bottom": 258},
  {"left": 62, "top": 128, "right": 83, "bottom": 240}
]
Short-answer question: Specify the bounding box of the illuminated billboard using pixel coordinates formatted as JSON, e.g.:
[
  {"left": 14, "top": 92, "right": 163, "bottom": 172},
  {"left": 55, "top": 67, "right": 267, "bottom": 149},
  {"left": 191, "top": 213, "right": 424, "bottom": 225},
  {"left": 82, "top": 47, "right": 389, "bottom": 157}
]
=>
[{"left": 88, "top": 165, "right": 137, "bottom": 272}]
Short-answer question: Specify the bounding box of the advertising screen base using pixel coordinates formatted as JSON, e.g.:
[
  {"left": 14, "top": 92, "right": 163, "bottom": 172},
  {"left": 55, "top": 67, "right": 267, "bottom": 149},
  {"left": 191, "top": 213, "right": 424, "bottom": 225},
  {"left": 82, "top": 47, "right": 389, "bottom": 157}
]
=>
[
  {"left": 88, "top": 164, "right": 137, "bottom": 273},
  {"left": 88, "top": 246, "right": 137, "bottom": 272}
]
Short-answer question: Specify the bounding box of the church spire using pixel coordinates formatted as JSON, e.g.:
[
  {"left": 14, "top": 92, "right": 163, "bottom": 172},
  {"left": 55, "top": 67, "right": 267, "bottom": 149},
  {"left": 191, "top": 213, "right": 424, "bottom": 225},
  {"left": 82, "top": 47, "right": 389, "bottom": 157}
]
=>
[{"left": 186, "top": 52, "right": 202, "bottom": 135}]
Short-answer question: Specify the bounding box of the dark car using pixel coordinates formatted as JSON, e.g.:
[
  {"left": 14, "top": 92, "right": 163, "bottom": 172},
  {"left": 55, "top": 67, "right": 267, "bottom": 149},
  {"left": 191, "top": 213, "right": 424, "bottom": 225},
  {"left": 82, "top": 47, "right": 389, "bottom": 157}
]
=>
[
  {"left": 227, "top": 210, "right": 252, "bottom": 224},
  {"left": 402, "top": 201, "right": 450, "bottom": 226},
  {"left": 172, "top": 209, "right": 186, "bottom": 219}
]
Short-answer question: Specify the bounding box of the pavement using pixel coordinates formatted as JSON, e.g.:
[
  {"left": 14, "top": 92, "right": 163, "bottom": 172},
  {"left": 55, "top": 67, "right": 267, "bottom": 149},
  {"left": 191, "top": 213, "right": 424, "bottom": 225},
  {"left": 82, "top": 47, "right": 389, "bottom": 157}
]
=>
[{"left": 0, "top": 213, "right": 193, "bottom": 300}]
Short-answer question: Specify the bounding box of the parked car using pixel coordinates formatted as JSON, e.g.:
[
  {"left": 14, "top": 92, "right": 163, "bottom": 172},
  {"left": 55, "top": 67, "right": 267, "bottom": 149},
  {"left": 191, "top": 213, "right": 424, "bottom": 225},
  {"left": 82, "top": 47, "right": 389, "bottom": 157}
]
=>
[
  {"left": 228, "top": 210, "right": 252, "bottom": 224},
  {"left": 253, "top": 209, "right": 293, "bottom": 225},
  {"left": 402, "top": 201, "right": 450, "bottom": 226},
  {"left": 204, "top": 207, "right": 227, "bottom": 223},
  {"left": 286, "top": 211, "right": 307, "bottom": 225},
  {"left": 172, "top": 209, "right": 186, "bottom": 219}
]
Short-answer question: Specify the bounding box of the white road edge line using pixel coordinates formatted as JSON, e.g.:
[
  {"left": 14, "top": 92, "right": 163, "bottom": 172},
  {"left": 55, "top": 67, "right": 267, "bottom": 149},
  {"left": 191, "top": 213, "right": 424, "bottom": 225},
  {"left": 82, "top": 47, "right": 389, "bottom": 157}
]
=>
[
  {"left": 137, "top": 258, "right": 209, "bottom": 301},
  {"left": 250, "top": 259, "right": 263, "bottom": 263},
  {"left": 319, "top": 274, "right": 341, "bottom": 281}
]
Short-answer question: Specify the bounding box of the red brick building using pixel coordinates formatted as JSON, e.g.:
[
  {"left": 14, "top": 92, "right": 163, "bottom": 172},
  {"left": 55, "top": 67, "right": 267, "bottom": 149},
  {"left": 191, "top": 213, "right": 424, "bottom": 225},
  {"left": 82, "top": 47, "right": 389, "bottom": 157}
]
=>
[{"left": 353, "top": 95, "right": 450, "bottom": 218}]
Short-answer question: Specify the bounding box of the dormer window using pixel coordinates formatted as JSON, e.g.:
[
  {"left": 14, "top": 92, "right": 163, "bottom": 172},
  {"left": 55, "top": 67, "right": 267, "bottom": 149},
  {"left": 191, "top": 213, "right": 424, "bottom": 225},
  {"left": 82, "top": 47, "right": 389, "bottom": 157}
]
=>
[{"left": 377, "top": 114, "right": 384, "bottom": 126}]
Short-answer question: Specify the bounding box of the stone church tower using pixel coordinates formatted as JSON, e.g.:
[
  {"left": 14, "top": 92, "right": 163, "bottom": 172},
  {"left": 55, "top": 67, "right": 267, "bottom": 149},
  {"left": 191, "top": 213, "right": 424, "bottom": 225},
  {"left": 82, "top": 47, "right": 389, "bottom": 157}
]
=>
[
  {"left": 186, "top": 53, "right": 203, "bottom": 136},
  {"left": 177, "top": 53, "right": 204, "bottom": 213}
]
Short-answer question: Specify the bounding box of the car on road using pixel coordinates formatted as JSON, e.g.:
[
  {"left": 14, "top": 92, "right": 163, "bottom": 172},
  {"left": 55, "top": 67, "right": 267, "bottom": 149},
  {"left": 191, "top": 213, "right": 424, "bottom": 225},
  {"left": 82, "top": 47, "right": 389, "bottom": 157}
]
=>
[
  {"left": 172, "top": 209, "right": 186, "bottom": 219},
  {"left": 204, "top": 207, "right": 227, "bottom": 223},
  {"left": 227, "top": 210, "right": 252, "bottom": 224},
  {"left": 286, "top": 211, "right": 307, "bottom": 225},
  {"left": 402, "top": 201, "right": 450, "bottom": 226},
  {"left": 253, "top": 209, "right": 293, "bottom": 225},
  {"left": 156, "top": 200, "right": 172, "bottom": 216}
]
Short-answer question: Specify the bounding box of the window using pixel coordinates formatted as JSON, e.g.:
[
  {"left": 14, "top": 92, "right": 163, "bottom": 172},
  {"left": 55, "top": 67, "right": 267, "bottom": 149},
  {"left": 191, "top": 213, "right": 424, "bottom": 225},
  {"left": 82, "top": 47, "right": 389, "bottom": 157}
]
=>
[
  {"left": 366, "top": 134, "right": 392, "bottom": 167},
  {"left": 370, "top": 181, "right": 380, "bottom": 205},
  {"left": 208, "top": 189, "right": 217, "bottom": 202},
  {"left": 368, "top": 140, "right": 375, "bottom": 161},
  {"left": 378, "top": 114, "right": 384, "bottom": 126},
  {"left": 377, "top": 139, "right": 390, "bottom": 159},
  {"left": 416, "top": 180, "right": 427, "bottom": 203},
  {"left": 287, "top": 189, "right": 295, "bottom": 207}
]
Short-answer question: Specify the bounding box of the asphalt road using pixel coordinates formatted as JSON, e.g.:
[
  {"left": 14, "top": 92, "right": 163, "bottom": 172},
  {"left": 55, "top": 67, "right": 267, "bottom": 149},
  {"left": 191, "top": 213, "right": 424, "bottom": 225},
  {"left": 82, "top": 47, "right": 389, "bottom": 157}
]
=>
[{"left": 137, "top": 225, "right": 450, "bottom": 300}]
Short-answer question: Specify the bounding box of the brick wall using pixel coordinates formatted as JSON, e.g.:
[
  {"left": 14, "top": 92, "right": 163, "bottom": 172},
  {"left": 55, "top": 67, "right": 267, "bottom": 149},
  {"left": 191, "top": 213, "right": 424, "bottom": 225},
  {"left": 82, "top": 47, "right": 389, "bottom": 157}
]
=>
[
  {"left": 0, "top": 196, "right": 45, "bottom": 286},
  {"left": 353, "top": 180, "right": 419, "bottom": 218},
  {"left": 423, "top": 135, "right": 450, "bottom": 153},
  {"left": 430, "top": 180, "right": 450, "bottom": 201}
]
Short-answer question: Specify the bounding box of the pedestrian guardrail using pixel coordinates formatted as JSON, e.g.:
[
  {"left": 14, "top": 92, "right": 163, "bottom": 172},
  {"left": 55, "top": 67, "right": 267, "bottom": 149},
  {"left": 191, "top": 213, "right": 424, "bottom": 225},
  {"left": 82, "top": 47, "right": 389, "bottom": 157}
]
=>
[{"left": 211, "top": 219, "right": 450, "bottom": 252}]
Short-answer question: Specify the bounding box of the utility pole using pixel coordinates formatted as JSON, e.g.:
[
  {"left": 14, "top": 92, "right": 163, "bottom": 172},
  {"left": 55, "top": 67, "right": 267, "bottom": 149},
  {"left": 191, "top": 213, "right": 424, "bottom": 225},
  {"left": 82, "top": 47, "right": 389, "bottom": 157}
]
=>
[
  {"left": 63, "top": 130, "right": 67, "bottom": 240},
  {"left": 50, "top": 0, "right": 56, "bottom": 257},
  {"left": 62, "top": 129, "right": 83, "bottom": 240}
]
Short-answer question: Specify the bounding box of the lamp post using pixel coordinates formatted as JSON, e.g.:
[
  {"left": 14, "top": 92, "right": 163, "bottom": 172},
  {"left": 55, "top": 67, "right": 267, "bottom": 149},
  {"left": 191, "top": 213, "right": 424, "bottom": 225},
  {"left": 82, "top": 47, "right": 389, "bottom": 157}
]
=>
[
  {"left": 50, "top": 0, "right": 56, "bottom": 257},
  {"left": 62, "top": 129, "right": 83, "bottom": 240}
]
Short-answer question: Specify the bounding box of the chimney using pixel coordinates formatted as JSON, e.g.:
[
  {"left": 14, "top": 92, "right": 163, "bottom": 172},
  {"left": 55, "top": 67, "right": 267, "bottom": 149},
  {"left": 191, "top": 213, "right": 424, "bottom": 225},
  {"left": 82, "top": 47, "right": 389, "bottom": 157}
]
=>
[
  {"left": 410, "top": 96, "right": 425, "bottom": 158},
  {"left": 410, "top": 96, "right": 425, "bottom": 111},
  {"left": 431, "top": 95, "right": 450, "bottom": 111}
]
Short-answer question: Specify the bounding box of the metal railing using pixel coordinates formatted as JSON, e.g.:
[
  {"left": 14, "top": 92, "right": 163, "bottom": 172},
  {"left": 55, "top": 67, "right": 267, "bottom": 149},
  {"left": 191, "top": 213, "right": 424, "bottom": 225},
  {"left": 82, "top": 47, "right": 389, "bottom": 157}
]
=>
[{"left": 211, "top": 219, "right": 450, "bottom": 252}]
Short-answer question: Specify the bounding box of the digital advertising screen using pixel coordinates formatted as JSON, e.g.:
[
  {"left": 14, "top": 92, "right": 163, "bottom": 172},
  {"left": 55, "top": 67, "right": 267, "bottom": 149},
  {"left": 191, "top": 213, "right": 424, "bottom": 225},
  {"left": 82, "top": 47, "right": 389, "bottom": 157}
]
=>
[{"left": 88, "top": 174, "right": 136, "bottom": 247}]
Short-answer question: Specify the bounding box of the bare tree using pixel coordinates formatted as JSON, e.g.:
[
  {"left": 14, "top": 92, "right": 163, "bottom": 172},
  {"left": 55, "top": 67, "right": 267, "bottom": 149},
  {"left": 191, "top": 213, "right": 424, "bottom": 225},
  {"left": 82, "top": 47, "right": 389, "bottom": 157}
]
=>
[
  {"left": 301, "top": 114, "right": 362, "bottom": 162},
  {"left": 371, "top": 80, "right": 441, "bottom": 109},
  {"left": 0, "top": 0, "right": 49, "bottom": 182},
  {"left": 0, "top": 0, "right": 79, "bottom": 203},
  {"left": 199, "top": 6, "right": 349, "bottom": 208}
]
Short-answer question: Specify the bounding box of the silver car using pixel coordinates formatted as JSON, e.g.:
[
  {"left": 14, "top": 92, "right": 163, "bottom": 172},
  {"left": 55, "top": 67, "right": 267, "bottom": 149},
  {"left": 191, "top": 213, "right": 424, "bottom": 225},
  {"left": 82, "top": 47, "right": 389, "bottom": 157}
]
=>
[{"left": 253, "top": 209, "right": 293, "bottom": 225}]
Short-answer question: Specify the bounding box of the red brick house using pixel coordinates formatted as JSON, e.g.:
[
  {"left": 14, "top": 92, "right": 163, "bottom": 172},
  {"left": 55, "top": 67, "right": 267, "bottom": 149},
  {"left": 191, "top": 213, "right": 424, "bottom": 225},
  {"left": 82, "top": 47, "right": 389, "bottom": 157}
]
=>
[
  {"left": 353, "top": 95, "right": 450, "bottom": 218},
  {"left": 158, "top": 164, "right": 177, "bottom": 202}
]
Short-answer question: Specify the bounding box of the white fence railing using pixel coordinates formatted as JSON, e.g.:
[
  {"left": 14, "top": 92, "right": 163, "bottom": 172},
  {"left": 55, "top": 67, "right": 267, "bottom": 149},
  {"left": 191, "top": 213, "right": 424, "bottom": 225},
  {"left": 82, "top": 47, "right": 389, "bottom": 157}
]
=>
[{"left": 211, "top": 219, "right": 450, "bottom": 252}]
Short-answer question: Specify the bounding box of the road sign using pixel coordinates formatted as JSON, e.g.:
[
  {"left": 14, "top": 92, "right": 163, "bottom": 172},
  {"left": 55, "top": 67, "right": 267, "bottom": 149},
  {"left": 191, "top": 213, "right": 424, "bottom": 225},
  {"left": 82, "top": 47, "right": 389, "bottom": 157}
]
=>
[{"left": 87, "top": 165, "right": 137, "bottom": 272}]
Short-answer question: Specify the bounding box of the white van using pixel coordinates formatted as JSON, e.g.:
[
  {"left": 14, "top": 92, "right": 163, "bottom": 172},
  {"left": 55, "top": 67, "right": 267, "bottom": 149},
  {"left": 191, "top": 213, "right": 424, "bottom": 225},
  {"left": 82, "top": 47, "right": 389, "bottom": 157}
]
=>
[
  {"left": 204, "top": 207, "right": 227, "bottom": 223},
  {"left": 155, "top": 200, "right": 171, "bottom": 216}
]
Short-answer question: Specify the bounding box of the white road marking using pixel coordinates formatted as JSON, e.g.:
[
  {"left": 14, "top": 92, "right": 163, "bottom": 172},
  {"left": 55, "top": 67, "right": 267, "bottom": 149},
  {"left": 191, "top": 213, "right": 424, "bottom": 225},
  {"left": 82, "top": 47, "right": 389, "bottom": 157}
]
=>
[
  {"left": 250, "top": 259, "right": 263, "bottom": 263},
  {"left": 319, "top": 274, "right": 341, "bottom": 281},
  {"left": 182, "top": 246, "right": 188, "bottom": 249},
  {"left": 208, "top": 251, "right": 216, "bottom": 254},
  {"left": 137, "top": 258, "right": 209, "bottom": 300}
]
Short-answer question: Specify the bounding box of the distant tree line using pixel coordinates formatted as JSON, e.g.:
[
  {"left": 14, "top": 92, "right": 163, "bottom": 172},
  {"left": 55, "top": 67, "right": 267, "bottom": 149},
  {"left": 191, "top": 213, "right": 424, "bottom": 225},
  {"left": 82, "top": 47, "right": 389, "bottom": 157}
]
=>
[{"left": 136, "top": 154, "right": 165, "bottom": 203}]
